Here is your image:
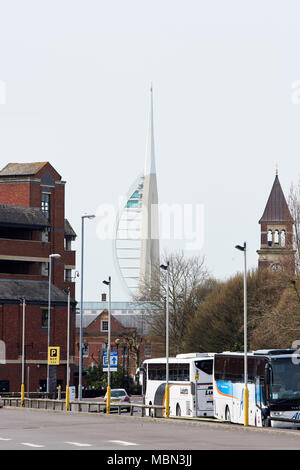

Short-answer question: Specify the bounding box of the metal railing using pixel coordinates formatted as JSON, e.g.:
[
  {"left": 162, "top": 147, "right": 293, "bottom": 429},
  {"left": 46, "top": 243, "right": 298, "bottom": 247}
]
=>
[{"left": 2, "top": 397, "right": 165, "bottom": 417}]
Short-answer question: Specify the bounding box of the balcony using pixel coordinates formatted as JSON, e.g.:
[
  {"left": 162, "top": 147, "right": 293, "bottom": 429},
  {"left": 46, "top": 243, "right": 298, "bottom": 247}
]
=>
[
  {"left": 0, "top": 238, "right": 51, "bottom": 262},
  {"left": 63, "top": 250, "right": 76, "bottom": 268}
]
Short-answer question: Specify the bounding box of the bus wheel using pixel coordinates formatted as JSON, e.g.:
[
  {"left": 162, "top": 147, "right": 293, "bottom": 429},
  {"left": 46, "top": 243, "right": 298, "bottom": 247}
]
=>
[
  {"left": 225, "top": 406, "right": 231, "bottom": 422},
  {"left": 176, "top": 404, "right": 181, "bottom": 417},
  {"left": 262, "top": 417, "right": 271, "bottom": 427}
]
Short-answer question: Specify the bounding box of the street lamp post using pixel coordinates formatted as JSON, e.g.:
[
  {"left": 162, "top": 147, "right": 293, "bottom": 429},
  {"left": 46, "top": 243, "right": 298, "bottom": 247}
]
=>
[
  {"left": 65, "top": 287, "right": 71, "bottom": 410},
  {"left": 160, "top": 261, "right": 170, "bottom": 418},
  {"left": 79, "top": 214, "right": 95, "bottom": 402},
  {"left": 103, "top": 276, "right": 111, "bottom": 414},
  {"left": 21, "top": 297, "right": 26, "bottom": 407},
  {"left": 235, "top": 242, "right": 248, "bottom": 426},
  {"left": 47, "top": 253, "right": 61, "bottom": 395}
]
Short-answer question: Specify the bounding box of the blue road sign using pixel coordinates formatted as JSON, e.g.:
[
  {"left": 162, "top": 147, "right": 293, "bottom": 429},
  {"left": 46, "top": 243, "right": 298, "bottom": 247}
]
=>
[{"left": 103, "top": 350, "right": 118, "bottom": 370}]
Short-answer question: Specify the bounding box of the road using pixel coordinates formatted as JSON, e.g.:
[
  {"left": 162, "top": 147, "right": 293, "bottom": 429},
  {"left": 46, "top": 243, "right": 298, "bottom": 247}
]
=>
[{"left": 1, "top": 407, "right": 300, "bottom": 451}]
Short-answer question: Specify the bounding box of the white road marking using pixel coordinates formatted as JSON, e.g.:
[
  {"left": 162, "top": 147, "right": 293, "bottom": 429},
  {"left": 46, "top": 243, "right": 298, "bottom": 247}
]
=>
[
  {"left": 109, "top": 440, "right": 138, "bottom": 446},
  {"left": 21, "top": 442, "right": 45, "bottom": 448},
  {"left": 0, "top": 438, "right": 11, "bottom": 441},
  {"left": 65, "top": 442, "right": 92, "bottom": 447}
]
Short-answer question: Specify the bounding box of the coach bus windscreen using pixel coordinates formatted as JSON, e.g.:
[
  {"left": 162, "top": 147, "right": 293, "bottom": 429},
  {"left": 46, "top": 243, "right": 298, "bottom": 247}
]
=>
[{"left": 270, "top": 357, "right": 300, "bottom": 403}]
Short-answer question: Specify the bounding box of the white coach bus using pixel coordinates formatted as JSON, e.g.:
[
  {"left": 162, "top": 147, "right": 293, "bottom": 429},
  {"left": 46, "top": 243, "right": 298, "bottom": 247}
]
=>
[
  {"left": 213, "top": 349, "right": 300, "bottom": 428},
  {"left": 139, "top": 353, "right": 214, "bottom": 418}
]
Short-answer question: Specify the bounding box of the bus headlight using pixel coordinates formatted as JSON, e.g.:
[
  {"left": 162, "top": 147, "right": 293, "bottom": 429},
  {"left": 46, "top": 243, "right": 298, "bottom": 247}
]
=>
[{"left": 273, "top": 412, "right": 283, "bottom": 416}]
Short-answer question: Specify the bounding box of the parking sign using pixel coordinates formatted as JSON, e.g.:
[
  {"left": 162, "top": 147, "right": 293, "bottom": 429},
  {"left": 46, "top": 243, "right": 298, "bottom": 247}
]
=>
[{"left": 48, "top": 346, "right": 60, "bottom": 365}]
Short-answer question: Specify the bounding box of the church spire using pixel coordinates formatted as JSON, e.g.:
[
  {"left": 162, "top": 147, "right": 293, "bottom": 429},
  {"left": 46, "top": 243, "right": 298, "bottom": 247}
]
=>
[{"left": 259, "top": 173, "right": 293, "bottom": 223}]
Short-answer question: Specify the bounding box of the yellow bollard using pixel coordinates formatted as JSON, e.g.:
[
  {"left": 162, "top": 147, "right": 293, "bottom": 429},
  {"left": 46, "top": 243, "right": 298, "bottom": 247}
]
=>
[
  {"left": 106, "top": 386, "right": 111, "bottom": 414},
  {"left": 66, "top": 386, "right": 69, "bottom": 411},
  {"left": 244, "top": 386, "right": 249, "bottom": 426},
  {"left": 21, "top": 383, "right": 25, "bottom": 408},
  {"left": 165, "top": 384, "right": 170, "bottom": 418}
]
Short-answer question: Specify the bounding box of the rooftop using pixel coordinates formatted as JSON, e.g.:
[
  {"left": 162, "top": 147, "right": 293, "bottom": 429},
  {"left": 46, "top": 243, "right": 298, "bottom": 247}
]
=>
[
  {"left": 76, "top": 301, "right": 159, "bottom": 333},
  {"left": 259, "top": 174, "right": 293, "bottom": 223},
  {"left": 0, "top": 162, "right": 48, "bottom": 177},
  {"left": 0, "top": 204, "right": 50, "bottom": 228},
  {"left": 0, "top": 279, "right": 75, "bottom": 305},
  {"left": 64, "top": 219, "right": 77, "bottom": 239}
]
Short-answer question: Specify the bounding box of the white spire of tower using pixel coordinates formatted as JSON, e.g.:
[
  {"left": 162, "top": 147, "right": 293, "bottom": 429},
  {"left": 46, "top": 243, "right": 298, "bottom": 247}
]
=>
[
  {"left": 139, "top": 84, "right": 160, "bottom": 292},
  {"left": 113, "top": 85, "right": 160, "bottom": 299},
  {"left": 144, "top": 83, "right": 156, "bottom": 176}
]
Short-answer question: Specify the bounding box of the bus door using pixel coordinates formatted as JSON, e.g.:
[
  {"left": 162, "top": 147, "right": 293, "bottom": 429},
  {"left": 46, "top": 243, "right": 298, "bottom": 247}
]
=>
[
  {"left": 196, "top": 383, "right": 214, "bottom": 416},
  {"left": 255, "top": 376, "right": 264, "bottom": 426}
]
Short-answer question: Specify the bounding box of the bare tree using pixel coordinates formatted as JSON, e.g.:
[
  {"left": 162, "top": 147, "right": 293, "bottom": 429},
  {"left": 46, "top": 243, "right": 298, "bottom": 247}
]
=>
[
  {"left": 116, "top": 330, "right": 143, "bottom": 375},
  {"left": 136, "top": 250, "right": 214, "bottom": 355},
  {"left": 250, "top": 278, "right": 300, "bottom": 349},
  {"left": 288, "top": 179, "right": 300, "bottom": 274}
]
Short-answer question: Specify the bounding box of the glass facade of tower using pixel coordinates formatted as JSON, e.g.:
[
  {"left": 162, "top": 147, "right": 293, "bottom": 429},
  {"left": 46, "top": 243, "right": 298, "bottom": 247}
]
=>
[{"left": 114, "top": 175, "right": 144, "bottom": 296}]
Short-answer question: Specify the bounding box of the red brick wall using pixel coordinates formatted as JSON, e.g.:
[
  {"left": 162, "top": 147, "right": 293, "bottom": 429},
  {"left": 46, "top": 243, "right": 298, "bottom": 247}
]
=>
[
  {"left": 0, "top": 303, "right": 76, "bottom": 392},
  {"left": 0, "top": 183, "right": 31, "bottom": 206}
]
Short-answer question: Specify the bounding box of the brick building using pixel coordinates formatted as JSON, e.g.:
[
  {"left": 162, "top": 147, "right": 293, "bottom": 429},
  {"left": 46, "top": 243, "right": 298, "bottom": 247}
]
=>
[
  {"left": 75, "top": 301, "right": 165, "bottom": 381},
  {"left": 0, "top": 162, "right": 76, "bottom": 393}
]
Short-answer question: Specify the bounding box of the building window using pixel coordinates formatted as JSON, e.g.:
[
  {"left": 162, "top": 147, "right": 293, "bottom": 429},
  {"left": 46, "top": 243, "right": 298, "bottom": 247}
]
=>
[
  {"left": 41, "top": 310, "right": 48, "bottom": 330},
  {"left": 65, "top": 269, "right": 72, "bottom": 282},
  {"left": 0, "top": 380, "right": 9, "bottom": 392},
  {"left": 0, "top": 340, "right": 5, "bottom": 364},
  {"left": 39, "top": 380, "right": 46, "bottom": 392},
  {"left": 65, "top": 238, "right": 72, "bottom": 251},
  {"left": 41, "top": 229, "right": 50, "bottom": 242},
  {"left": 41, "top": 262, "right": 49, "bottom": 277},
  {"left": 274, "top": 229, "right": 279, "bottom": 244},
  {"left": 82, "top": 343, "right": 89, "bottom": 357},
  {"left": 101, "top": 321, "right": 108, "bottom": 332},
  {"left": 41, "top": 193, "right": 50, "bottom": 220},
  {"left": 281, "top": 229, "right": 286, "bottom": 247},
  {"left": 267, "top": 229, "right": 273, "bottom": 246},
  {"left": 145, "top": 342, "right": 152, "bottom": 358}
]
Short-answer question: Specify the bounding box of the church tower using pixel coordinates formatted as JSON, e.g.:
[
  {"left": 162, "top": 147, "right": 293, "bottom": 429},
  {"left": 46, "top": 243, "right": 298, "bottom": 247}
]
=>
[{"left": 257, "top": 171, "right": 295, "bottom": 274}]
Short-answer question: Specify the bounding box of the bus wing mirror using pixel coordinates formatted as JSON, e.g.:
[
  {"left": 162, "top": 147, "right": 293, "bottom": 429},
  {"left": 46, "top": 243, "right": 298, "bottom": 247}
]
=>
[
  {"left": 265, "top": 364, "right": 271, "bottom": 385},
  {"left": 264, "top": 363, "right": 271, "bottom": 404}
]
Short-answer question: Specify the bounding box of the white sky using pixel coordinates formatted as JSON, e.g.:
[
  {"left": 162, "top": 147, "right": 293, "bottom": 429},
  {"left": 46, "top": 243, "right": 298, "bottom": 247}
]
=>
[{"left": 0, "top": 0, "right": 300, "bottom": 301}]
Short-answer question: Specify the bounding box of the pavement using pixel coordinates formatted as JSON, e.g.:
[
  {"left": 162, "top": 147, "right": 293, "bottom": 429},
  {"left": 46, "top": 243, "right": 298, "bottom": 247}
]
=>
[{"left": 1, "top": 406, "right": 300, "bottom": 451}]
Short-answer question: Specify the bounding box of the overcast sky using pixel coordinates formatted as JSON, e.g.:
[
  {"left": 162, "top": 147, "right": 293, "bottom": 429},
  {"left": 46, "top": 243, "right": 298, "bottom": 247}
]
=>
[{"left": 1, "top": 0, "right": 300, "bottom": 301}]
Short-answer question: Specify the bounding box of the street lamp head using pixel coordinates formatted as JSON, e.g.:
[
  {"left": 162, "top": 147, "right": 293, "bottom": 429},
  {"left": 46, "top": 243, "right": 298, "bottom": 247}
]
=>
[
  {"left": 235, "top": 243, "right": 246, "bottom": 252},
  {"left": 160, "top": 263, "right": 169, "bottom": 270},
  {"left": 82, "top": 214, "right": 96, "bottom": 220},
  {"left": 103, "top": 277, "right": 111, "bottom": 286},
  {"left": 50, "top": 253, "right": 61, "bottom": 259}
]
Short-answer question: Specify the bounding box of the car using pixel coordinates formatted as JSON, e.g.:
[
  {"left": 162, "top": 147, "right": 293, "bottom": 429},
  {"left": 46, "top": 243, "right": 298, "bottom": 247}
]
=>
[{"left": 103, "top": 388, "right": 131, "bottom": 412}]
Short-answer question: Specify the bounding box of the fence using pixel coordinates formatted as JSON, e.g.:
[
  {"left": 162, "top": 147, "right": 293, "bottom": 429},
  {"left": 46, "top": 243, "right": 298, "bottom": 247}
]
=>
[{"left": 2, "top": 397, "right": 165, "bottom": 417}]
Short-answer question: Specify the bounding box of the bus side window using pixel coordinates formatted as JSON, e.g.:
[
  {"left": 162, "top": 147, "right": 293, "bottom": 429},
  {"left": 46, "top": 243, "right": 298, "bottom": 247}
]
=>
[{"left": 195, "top": 360, "right": 213, "bottom": 376}]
